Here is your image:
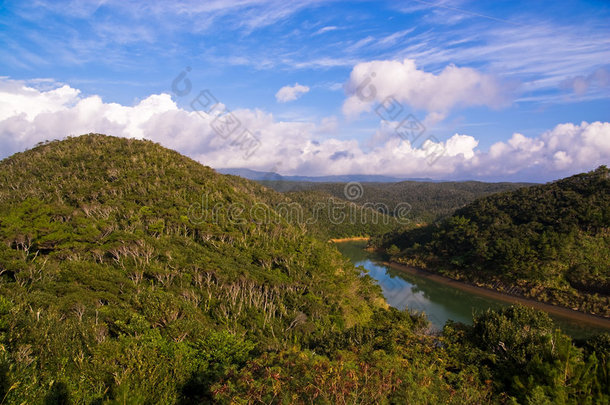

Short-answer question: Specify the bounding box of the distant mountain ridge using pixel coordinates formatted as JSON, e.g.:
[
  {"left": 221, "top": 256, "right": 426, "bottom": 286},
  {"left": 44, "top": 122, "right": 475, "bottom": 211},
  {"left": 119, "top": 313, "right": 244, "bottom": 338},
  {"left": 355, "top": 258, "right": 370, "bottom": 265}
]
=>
[{"left": 216, "top": 167, "right": 438, "bottom": 183}]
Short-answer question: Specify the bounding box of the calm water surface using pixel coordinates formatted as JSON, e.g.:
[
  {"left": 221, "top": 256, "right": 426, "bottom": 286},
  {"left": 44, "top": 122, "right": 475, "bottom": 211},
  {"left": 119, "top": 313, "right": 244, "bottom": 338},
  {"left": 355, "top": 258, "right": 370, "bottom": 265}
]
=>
[{"left": 336, "top": 241, "right": 609, "bottom": 339}]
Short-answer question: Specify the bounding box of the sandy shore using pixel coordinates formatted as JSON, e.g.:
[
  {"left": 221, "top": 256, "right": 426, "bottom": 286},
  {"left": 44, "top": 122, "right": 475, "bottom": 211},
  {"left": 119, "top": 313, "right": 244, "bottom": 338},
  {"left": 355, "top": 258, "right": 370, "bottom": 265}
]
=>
[
  {"left": 385, "top": 261, "right": 610, "bottom": 329},
  {"left": 329, "top": 237, "right": 371, "bottom": 243}
]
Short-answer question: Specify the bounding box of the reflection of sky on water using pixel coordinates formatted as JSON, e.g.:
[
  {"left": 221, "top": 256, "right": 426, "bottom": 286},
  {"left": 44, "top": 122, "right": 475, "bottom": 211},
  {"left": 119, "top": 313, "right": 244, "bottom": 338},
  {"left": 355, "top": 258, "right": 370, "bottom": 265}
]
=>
[
  {"left": 344, "top": 244, "right": 609, "bottom": 339},
  {"left": 356, "top": 259, "right": 500, "bottom": 331}
]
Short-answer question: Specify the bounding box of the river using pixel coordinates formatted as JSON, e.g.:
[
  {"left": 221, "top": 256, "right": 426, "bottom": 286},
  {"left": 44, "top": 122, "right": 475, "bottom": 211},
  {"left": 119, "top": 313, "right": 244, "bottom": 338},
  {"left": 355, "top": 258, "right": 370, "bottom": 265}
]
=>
[{"left": 336, "top": 240, "right": 609, "bottom": 339}]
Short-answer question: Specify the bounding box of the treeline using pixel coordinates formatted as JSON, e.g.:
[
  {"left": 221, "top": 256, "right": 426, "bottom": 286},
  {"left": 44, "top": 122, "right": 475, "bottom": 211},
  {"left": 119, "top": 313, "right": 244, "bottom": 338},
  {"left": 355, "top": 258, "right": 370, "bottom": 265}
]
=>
[
  {"left": 373, "top": 166, "right": 610, "bottom": 317},
  {"left": 0, "top": 134, "right": 607, "bottom": 403},
  {"left": 281, "top": 190, "right": 399, "bottom": 239}
]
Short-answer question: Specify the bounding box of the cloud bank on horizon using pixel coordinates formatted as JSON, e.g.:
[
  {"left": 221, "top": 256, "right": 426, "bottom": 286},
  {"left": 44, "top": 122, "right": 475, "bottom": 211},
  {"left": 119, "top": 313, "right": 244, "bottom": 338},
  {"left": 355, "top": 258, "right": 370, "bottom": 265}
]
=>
[{"left": 1, "top": 78, "right": 608, "bottom": 182}]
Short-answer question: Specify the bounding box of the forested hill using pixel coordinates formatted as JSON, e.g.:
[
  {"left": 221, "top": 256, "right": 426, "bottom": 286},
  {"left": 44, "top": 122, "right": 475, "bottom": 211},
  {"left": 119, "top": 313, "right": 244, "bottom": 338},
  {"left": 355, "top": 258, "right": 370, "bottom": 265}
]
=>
[
  {"left": 0, "top": 134, "right": 383, "bottom": 402},
  {"left": 374, "top": 166, "right": 610, "bottom": 317},
  {"left": 261, "top": 179, "right": 533, "bottom": 223}
]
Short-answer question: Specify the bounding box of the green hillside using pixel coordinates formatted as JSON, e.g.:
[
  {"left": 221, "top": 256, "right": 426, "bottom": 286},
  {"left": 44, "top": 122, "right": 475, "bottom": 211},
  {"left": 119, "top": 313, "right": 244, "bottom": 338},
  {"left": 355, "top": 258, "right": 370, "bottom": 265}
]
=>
[
  {"left": 0, "top": 134, "right": 382, "bottom": 402},
  {"left": 282, "top": 190, "right": 399, "bottom": 239},
  {"left": 261, "top": 179, "right": 532, "bottom": 223},
  {"left": 0, "top": 134, "right": 607, "bottom": 404},
  {"left": 374, "top": 166, "right": 610, "bottom": 317}
]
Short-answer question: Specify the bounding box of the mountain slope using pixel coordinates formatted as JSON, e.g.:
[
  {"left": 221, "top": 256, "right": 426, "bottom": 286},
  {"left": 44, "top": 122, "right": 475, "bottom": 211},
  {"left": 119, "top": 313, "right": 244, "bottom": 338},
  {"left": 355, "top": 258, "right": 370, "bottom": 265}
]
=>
[{"left": 374, "top": 166, "right": 610, "bottom": 317}]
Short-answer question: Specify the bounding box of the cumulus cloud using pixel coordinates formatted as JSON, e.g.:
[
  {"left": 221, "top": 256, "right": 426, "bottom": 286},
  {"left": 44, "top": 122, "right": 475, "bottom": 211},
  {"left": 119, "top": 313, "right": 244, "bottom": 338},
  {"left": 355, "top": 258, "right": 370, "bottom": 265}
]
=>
[
  {"left": 0, "top": 78, "right": 608, "bottom": 182},
  {"left": 275, "top": 83, "right": 310, "bottom": 102},
  {"left": 342, "top": 59, "right": 510, "bottom": 119},
  {"left": 462, "top": 121, "right": 610, "bottom": 180},
  {"left": 0, "top": 81, "right": 80, "bottom": 121}
]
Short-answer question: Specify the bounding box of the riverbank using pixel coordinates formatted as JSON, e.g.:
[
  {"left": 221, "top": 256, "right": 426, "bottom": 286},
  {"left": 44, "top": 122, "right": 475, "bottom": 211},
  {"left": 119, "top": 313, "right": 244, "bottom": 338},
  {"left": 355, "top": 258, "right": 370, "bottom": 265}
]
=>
[
  {"left": 329, "top": 236, "right": 370, "bottom": 243},
  {"left": 385, "top": 261, "right": 610, "bottom": 330}
]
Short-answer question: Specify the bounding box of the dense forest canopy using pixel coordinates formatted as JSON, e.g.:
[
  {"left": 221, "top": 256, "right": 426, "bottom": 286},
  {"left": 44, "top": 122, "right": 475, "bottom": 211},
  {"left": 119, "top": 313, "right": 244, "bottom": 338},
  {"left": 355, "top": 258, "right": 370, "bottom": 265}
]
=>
[
  {"left": 261, "top": 179, "right": 532, "bottom": 223},
  {"left": 0, "top": 134, "right": 607, "bottom": 404},
  {"left": 373, "top": 166, "right": 610, "bottom": 317}
]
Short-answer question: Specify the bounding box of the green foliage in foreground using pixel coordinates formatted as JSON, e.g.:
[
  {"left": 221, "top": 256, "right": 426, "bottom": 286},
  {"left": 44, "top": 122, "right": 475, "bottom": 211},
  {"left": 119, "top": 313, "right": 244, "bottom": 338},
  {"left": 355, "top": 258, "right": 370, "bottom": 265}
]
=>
[
  {"left": 0, "top": 135, "right": 607, "bottom": 404},
  {"left": 374, "top": 166, "right": 610, "bottom": 317},
  {"left": 443, "top": 306, "right": 610, "bottom": 405}
]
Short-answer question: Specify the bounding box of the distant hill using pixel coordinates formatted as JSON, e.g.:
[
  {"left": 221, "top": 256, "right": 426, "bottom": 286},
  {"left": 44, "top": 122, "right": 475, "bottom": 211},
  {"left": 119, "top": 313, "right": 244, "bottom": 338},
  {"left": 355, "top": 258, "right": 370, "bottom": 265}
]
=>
[
  {"left": 374, "top": 166, "right": 610, "bottom": 317},
  {"left": 282, "top": 190, "right": 400, "bottom": 239},
  {"left": 261, "top": 180, "right": 534, "bottom": 223},
  {"left": 216, "top": 167, "right": 434, "bottom": 183}
]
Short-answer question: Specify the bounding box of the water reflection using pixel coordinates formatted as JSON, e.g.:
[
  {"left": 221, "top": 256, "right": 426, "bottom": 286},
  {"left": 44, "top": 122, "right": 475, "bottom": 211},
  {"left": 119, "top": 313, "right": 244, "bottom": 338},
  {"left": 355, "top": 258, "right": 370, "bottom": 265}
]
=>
[
  {"left": 355, "top": 258, "right": 505, "bottom": 330},
  {"left": 338, "top": 241, "right": 608, "bottom": 339}
]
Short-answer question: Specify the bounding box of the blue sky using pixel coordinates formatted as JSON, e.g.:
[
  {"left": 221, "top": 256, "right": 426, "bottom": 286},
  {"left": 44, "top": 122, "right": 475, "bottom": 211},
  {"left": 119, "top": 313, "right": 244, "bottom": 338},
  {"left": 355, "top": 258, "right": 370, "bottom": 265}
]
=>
[{"left": 1, "top": 0, "right": 609, "bottom": 181}]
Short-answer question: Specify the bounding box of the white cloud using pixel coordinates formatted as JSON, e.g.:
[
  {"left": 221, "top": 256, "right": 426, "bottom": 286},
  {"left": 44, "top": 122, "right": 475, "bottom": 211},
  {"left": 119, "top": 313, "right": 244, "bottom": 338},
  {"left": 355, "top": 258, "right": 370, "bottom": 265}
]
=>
[
  {"left": 378, "top": 28, "right": 415, "bottom": 46},
  {"left": 313, "top": 26, "right": 338, "bottom": 35},
  {"left": 317, "top": 116, "right": 338, "bottom": 134},
  {"left": 0, "top": 78, "right": 608, "bottom": 182},
  {"left": 391, "top": 24, "right": 610, "bottom": 103},
  {"left": 445, "top": 134, "right": 478, "bottom": 159},
  {"left": 0, "top": 80, "right": 80, "bottom": 121},
  {"left": 463, "top": 121, "right": 610, "bottom": 180},
  {"left": 275, "top": 83, "right": 310, "bottom": 102},
  {"left": 343, "top": 59, "right": 509, "bottom": 119}
]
